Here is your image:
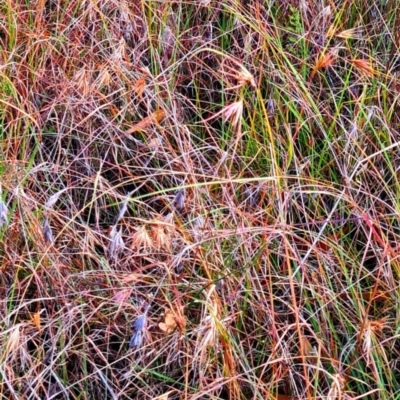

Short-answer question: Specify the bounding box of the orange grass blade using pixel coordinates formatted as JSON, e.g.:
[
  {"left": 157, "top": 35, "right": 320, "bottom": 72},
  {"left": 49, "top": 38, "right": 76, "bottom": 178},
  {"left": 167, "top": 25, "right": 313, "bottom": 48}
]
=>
[{"left": 124, "top": 109, "right": 165, "bottom": 134}]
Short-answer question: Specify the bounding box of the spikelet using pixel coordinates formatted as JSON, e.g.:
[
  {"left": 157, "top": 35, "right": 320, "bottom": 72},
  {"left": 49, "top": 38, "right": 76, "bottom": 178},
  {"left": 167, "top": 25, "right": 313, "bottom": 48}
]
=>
[
  {"left": 0, "top": 198, "right": 8, "bottom": 227},
  {"left": 109, "top": 225, "right": 124, "bottom": 258},
  {"left": 131, "top": 225, "right": 153, "bottom": 250},
  {"left": 130, "top": 304, "right": 151, "bottom": 348},
  {"left": 173, "top": 189, "right": 185, "bottom": 211},
  {"left": 43, "top": 218, "right": 53, "bottom": 244}
]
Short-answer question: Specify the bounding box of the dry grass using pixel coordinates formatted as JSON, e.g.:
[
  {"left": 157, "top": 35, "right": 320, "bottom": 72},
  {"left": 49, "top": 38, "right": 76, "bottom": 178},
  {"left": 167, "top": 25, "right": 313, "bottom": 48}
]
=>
[{"left": 0, "top": 1, "right": 400, "bottom": 399}]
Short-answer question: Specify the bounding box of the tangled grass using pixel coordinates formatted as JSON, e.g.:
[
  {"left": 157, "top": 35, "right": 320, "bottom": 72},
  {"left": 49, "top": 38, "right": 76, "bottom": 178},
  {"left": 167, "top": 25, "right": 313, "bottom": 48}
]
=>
[{"left": 0, "top": 1, "right": 400, "bottom": 399}]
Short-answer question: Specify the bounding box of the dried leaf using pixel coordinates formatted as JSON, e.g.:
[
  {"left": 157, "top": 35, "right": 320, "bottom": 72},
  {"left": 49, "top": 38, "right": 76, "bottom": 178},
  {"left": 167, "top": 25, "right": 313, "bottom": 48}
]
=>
[
  {"left": 193, "top": 215, "right": 205, "bottom": 229},
  {"left": 133, "top": 77, "right": 146, "bottom": 97},
  {"left": 174, "top": 313, "right": 187, "bottom": 332},
  {"left": 159, "top": 309, "right": 177, "bottom": 334},
  {"left": 266, "top": 99, "right": 276, "bottom": 116},
  {"left": 32, "top": 311, "right": 41, "bottom": 333},
  {"left": 148, "top": 137, "right": 162, "bottom": 151},
  {"left": 300, "top": 335, "right": 318, "bottom": 365}
]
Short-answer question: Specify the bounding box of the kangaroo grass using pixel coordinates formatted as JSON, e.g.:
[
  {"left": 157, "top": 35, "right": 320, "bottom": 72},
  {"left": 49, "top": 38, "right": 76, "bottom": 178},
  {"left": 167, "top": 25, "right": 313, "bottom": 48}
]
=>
[{"left": 0, "top": 0, "right": 400, "bottom": 399}]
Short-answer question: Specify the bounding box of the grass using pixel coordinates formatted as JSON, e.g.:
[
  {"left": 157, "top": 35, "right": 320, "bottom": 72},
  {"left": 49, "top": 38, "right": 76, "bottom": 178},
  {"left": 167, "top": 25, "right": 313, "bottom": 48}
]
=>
[{"left": 0, "top": 0, "right": 400, "bottom": 399}]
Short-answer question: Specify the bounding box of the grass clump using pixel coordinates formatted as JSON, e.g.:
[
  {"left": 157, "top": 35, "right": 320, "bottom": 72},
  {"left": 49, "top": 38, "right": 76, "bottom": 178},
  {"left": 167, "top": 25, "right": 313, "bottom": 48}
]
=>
[{"left": 0, "top": 0, "right": 400, "bottom": 399}]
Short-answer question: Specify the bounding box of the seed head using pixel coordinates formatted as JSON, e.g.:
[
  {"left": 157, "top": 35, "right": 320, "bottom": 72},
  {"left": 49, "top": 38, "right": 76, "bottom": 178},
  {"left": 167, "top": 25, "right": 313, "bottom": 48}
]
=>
[
  {"left": 130, "top": 330, "right": 143, "bottom": 348},
  {"left": 109, "top": 225, "right": 124, "bottom": 258},
  {"left": 130, "top": 305, "right": 150, "bottom": 348},
  {"left": 115, "top": 191, "right": 134, "bottom": 223},
  {"left": 173, "top": 189, "right": 185, "bottom": 211},
  {"left": 43, "top": 218, "right": 53, "bottom": 244},
  {"left": 151, "top": 225, "right": 170, "bottom": 250},
  {"left": 131, "top": 225, "right": 153, "bottom": 250},
  {"left": 221, "top": 100, "right": 243, "bottom": 129},
  {"left": 132, "top": 314, "right": 147, "bottom": 332},
  {"left": 45, "top": 188, "right": 69, "bottom": 209},
  {"left": 0, "top": 199, "right": 8, "bottom": 227}
]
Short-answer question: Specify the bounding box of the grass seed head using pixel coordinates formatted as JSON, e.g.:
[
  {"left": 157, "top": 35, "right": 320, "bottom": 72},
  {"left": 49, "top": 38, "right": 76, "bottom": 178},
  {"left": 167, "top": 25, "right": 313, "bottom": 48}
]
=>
[
  {"left": 132, "top": 314, "right": 147, "bottom": 332},
  {"left": 173, "top": 189, "right": 185, "bottom": 211},
  {"left": 109, "top": 225, "right": 124, "bottom": 258},
  {"left": 151, "top": 225, "right": 171, "bottom": 250},
  {"left": 43, "top": 218, "right": 53, "bottom": 244},
  {"left": 45, "top": 191, "right": 63, "bottom": 209},
  {"left": 222, "top": 100, "right": 243, "bottom": 129},
  {"left": 237, "top": 65, "right": 256, "bottom": 88},
  {"left": 116, "top": 199, "right": 129, "bottom": 223},
  {"left": 130, "top": 329, "right": 144, "bottom": 348},
  {"left": 131, "top": 225, "right": 153, "bottom": 250},
  {"left": 0, "top": 199, "right": 8, "bottom": 227},
  {"left": 130, "top": 305, "right": 150, "bottom": 348},
  {"left": 335, "top": 27, "right": 364, "bottom": 39}
]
